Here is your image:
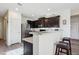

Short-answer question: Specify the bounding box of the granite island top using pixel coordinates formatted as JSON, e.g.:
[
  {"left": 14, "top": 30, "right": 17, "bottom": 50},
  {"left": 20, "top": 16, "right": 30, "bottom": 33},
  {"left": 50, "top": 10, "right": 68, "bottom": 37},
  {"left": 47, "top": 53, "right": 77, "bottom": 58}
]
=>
[
  {"left": 22, "top": 37, "right": 33, "bottom": 44},
  {"left": 30, "top": 31, "right": 49, "bottom": 35},
  {"left": 29, "top": 30, "right": 62, "bottom": 35}
]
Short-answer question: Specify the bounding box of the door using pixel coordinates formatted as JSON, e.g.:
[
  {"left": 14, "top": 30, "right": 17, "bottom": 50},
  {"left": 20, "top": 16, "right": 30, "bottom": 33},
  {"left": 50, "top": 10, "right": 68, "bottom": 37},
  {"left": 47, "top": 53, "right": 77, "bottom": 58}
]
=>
[
  {"left": 71, "top": 23, "right": 79, "bottom": 39},
  {"left": 7, "top": 11, "right": 21, "bottom": 46}
]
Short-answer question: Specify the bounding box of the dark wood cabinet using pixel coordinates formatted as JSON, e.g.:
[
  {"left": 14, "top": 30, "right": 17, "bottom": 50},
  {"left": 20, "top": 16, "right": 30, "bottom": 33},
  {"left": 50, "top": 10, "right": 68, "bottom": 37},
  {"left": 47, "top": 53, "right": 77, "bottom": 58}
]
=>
[
  {"left": 27, "top": 20, "right": 36, "bottom": 28},
  {"left": 34, "top": 20, "right": 39, "bottom": 28},
  {"left": 27, "top": 16, "right": 60, "bottom": 28},
  {"left": 38, "top": 17, "right": 45, "bottom": 27},
  {"left": 44, "top": 16, "right": 60, "bottom": 27}
]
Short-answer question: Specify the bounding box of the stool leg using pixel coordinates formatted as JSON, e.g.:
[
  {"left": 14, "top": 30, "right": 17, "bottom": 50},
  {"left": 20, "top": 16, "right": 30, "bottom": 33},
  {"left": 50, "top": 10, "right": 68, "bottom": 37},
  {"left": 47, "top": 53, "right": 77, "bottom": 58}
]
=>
[
  {"left": 69, "top": 41, "right": 72, "bottom": 55},
  {"left": 55, "top": 46, "right": 58, "bottom": 55},
  {"left": 67, "top": 49, "right": 69, "bottom": 55},
  {"left": 70, "top": 48, "right": 72, "bottom": 55},
  {"left": 58, "top": 48, "right": 60, "bottom": 55},
  {"left": 60, "top": 48, "right": 62, "bottom": 52}
]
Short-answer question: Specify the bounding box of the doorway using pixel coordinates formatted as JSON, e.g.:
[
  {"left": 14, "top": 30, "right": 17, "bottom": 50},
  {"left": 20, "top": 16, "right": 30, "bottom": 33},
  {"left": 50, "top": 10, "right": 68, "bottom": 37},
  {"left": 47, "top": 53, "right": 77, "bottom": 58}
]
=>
[{"left": 71, "top": 15, "right": 79, "bottom": 40}]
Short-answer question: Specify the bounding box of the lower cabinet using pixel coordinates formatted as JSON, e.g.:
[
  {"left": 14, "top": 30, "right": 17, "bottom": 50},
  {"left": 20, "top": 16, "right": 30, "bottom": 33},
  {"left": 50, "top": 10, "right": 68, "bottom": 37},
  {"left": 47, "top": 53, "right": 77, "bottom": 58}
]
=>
[{"left": 23, "top": 41, "right": 33, "bottom": 55}]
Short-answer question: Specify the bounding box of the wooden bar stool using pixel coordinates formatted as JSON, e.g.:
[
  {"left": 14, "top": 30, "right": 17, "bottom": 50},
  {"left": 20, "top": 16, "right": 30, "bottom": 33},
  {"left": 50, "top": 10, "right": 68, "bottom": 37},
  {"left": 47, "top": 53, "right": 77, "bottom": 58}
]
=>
[
  {"left": 62, "top": 37, "right": 72, "bottom": 55},
  {"left": 55, "top": 43, "right": 70, "bottom": 55}
]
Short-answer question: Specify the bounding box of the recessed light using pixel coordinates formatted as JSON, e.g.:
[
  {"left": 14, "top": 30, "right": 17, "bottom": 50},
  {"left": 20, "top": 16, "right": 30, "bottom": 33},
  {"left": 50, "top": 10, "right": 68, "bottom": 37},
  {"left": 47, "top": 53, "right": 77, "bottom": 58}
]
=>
[
  {"left": 15, "top": 8, "right": 19, "bottom": 11},
  {"left": 32, "top": 14, "right": 34, "bottom": 16},
  {"left": 48, "top": 9, "right": 50, "bottom": 11}
]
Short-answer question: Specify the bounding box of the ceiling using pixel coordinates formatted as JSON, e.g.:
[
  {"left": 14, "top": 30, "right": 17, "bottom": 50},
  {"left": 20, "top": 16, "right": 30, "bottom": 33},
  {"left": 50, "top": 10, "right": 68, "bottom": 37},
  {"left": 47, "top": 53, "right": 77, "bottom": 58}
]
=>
[{"left": 0, "top": 3, "right": 79, "bottom": 18}]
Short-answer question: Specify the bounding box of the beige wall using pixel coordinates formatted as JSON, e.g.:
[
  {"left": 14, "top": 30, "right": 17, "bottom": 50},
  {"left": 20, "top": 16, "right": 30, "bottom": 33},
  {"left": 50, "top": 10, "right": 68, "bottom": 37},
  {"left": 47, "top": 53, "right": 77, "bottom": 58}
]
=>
[
  {"left": 0, "top": 17, "right": 4, "bottom": 39},
  {"left": 3, "top": 11, "right": 8, "bottom": 40},
  {"left": 71, "top": 10, "right": 79, "bottom": 16}
]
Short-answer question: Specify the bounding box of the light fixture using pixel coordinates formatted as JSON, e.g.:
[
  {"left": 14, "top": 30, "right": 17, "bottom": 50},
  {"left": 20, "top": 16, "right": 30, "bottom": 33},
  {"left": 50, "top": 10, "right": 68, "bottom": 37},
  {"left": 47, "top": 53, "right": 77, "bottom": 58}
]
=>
[
  {"left": 47, "top": 9, "right": 50, "bottom": 11},
  {"left": 32, "top": 14, "right": 34, "bottom": 16},
  {"left": 15, "top": 8, "right": 19, "bottom": 11}
]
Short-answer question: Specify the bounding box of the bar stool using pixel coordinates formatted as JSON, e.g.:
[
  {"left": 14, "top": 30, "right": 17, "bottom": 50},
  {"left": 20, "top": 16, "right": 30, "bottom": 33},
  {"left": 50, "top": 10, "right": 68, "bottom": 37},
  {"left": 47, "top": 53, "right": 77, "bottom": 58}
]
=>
[
  {"left": 55, "top": 42, "right": 70, "bottom": 55},
  {"left": 62, "top": 37, "right": 72, "bottom": 55}
]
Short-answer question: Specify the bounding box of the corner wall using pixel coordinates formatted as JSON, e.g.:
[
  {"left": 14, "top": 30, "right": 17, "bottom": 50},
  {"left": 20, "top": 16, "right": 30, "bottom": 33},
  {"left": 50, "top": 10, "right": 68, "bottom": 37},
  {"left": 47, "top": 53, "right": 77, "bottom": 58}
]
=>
[
  {"left": 60, "top": 10, "right": 71, "bottom": 37},
  {"left": 0, "top": 17, "right": 4, "bottom": 39}
]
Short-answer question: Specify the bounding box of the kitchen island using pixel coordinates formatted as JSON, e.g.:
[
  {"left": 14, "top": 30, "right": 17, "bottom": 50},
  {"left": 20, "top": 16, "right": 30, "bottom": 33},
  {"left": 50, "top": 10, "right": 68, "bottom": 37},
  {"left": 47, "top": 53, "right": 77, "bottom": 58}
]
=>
[
  {"left": 30, "top": 30, "right": 62, "bottom": 55},
  {"left": 22, "top": 29, "right": 63, "bottom": 55}
]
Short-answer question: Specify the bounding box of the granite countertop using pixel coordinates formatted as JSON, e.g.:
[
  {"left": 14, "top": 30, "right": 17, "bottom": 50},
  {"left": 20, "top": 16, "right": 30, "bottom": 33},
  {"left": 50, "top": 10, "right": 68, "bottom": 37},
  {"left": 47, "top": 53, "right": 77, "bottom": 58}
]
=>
[
  {"left": 30, "top": 30, "right": 51, "bottom": 33},
  {"left": 22, "top": 37, "right": 33, "bottom": 43},
  {"left": 29, "top": 30, "right": 61, "bottom": 35}
]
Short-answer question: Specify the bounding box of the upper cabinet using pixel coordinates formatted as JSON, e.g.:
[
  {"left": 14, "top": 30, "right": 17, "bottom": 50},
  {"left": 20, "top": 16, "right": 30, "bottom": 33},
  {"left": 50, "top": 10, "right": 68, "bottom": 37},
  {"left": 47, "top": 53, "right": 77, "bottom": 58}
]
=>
[
  {"left": 45, "top": 16, "right": 60, "bottom": 27},
  {"left": 27, "top": 16, "right": 60, "bottom": 28},
  {"left": 38, "top": 17, "right": 45, "bottom": 27}
]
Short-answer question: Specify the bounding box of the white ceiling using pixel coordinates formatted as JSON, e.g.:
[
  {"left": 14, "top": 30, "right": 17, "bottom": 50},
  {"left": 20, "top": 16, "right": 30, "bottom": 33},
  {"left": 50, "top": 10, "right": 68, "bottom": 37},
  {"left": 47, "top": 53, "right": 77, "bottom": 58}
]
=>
[{"left": 0, "top": 3, "right": 79, "bottom": 18}]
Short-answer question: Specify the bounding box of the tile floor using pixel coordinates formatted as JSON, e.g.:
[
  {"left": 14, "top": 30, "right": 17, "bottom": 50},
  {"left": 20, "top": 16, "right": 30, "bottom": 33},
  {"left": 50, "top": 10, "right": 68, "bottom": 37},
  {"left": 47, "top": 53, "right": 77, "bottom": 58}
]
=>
[
  {"left": 0, "top": 39, "right": 79, "bottom": 55},
  {"left": 0, "top": 39, "right": 23, "bottom": 55}
]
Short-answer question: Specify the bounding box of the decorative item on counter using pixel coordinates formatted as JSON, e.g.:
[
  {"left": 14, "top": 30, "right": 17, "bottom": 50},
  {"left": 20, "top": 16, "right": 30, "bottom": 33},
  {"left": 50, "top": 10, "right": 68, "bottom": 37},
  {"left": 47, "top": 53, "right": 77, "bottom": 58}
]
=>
[
  {"left": 55, "top": 29, "right": 59, "bottom": 31},
  {"left": 63, "top": 19, "right": 66, "bottom": 25},
  {"left": 40, "top": 29, "right": 46, "bottom": 31}
]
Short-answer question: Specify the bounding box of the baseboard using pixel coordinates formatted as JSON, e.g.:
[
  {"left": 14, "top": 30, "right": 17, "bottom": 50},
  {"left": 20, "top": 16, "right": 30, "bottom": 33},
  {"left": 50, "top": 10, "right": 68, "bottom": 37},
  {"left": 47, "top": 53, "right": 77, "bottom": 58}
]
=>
[{"left": 70, "top": 38, "right": 79, "bottom": 41}]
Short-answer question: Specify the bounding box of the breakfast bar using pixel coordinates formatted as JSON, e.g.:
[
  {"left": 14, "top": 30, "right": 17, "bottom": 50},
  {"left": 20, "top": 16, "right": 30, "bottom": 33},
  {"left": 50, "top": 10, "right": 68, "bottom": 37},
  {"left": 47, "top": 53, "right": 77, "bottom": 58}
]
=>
[{"left": 30, "top": 29, "right": 62, "bottom": 55}]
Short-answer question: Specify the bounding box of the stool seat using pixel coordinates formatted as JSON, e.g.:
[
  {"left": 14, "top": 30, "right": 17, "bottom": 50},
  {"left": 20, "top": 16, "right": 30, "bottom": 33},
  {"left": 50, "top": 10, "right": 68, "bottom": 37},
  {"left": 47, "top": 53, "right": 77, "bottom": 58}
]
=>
[
  {"left": 63, "top": 37, "right": 71, "bottom": 41},
  {"left": 56, "top": 43, "right": 69, "bottom": 50},
  {"left": 62, "top": 37, "right": 72, "bottom": 55},
  {"left": 55, "top": 42, "right": 70, "bottom": 55},
  {"left": 59, "top": 41, "right": 69, "bottom": 45}
]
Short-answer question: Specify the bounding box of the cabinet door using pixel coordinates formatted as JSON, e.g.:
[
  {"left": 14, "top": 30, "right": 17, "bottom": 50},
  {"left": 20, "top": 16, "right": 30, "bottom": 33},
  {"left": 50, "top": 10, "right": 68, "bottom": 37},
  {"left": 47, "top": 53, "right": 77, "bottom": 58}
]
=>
[
  {"left": 44, "top": 16, "right": 59, "bottom": 27},
  {"left": 38, "top": 19, "right": 45, "bottom": 27},
  {"left": 34, "top": 20, "right": 39, "bottom": 28},
  {"left": 23, "top": 41, "right": 33, "bottom": 55}
]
